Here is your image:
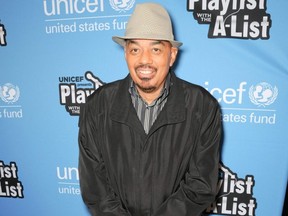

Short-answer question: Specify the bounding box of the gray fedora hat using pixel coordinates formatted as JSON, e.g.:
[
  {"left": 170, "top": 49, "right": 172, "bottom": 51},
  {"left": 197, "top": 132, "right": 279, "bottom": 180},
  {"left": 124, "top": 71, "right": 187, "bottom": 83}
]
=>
[{"left": 112, "top": 3, "right": 182, "bottom": 48}]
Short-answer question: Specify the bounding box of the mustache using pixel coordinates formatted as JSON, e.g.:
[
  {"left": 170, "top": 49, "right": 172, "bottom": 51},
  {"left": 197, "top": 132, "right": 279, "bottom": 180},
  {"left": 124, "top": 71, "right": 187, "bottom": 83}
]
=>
[{"left": 135, "top": 64, "right": 157, "bottom": 72}]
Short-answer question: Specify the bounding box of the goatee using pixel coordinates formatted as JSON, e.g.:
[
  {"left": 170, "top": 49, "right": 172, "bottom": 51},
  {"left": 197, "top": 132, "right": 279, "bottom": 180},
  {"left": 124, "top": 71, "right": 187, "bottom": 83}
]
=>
[{"left": 136, "top": 81, "right": 156, "bottom": 93}]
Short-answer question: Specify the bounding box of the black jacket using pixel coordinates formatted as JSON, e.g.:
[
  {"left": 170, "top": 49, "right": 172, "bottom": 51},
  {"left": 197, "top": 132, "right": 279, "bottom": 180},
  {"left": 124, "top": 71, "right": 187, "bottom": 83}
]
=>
[{"left": 78, "top": 73, "right": 221, "bottom": 216}]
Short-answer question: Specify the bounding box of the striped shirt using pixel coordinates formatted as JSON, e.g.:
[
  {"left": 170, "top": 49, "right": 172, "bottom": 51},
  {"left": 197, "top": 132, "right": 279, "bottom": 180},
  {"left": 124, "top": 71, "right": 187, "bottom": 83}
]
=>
[{"left": 129, "top": 74, "right": 171, "bottom": 134}]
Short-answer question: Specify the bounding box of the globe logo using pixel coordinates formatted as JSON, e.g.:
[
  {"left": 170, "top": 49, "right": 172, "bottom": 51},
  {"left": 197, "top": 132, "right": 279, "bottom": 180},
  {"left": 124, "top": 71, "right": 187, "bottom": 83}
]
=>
[
  {"left": 0, "top": 83, "right": 20, "bottom": 104},
  {"left": 249, "top": 82, "right": 278, "bottom": 107},
  {"left": 109, "top": 0, "right": 135, "bottom": 12}
]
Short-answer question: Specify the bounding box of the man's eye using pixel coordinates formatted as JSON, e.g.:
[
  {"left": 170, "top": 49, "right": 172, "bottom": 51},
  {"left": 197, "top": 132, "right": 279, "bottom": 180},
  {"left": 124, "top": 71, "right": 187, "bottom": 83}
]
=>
[
  {"left": 153, "top": 48, "right": 161, "bottom": 53},
  {"left": 130, "top": 48, "right": 139, "bottom": 53}
]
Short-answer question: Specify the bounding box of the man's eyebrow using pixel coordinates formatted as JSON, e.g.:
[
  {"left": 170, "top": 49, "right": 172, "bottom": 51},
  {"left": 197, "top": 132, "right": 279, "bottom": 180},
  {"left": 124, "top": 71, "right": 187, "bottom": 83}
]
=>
[
  {"left": 126, "top": 40, "right": 139, "bottom": 46},
  {"left": 150, "top": 40, "right": 166, "bottom": 46},
  {"left": 126, "top": 40, "right": 137, "bottom": 44},
  {"left": 126, "top": 40, "right": 166, "bottom": 46}
]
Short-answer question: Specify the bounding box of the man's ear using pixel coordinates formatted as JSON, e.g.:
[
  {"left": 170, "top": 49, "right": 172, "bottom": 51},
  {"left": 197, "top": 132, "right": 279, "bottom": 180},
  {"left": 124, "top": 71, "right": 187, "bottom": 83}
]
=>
[
  {"left": 124, "top": 46, "right": 127, "bottom": 60},
  {"left": 169, "top": 47, "right": 178, "bottom": 67}
]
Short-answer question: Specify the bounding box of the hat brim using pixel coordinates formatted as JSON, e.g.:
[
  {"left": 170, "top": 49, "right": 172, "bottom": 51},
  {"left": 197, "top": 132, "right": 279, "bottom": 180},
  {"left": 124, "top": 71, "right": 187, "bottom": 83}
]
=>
[{"left": 112, "top": 36, "right": 183, "bottom": 48}]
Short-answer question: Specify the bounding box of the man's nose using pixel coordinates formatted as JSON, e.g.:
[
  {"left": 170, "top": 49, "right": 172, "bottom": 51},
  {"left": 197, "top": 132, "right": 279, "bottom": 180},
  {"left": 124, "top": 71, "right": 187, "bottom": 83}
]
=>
[{"left": 139, "top": 49, "right": 153, "bottom": 64}]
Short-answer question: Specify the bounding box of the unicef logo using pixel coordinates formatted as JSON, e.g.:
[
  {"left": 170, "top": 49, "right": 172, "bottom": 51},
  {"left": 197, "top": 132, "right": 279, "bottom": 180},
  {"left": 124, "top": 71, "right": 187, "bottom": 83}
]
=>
[
  {"left": 249, "top": 82, "right": 278, "bottom": 107},
  {"left": 0, "top": 83, "right": 20, "bottom": 104},
  {"left": 109, "top": 0, "right": 135, "bottom": 12}
]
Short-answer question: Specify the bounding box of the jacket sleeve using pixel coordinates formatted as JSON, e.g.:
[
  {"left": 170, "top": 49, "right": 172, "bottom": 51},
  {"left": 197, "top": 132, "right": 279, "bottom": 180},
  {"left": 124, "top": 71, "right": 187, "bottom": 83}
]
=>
[
  {"left": 152, "top": 99, "right": 222, "bottom": 216},
  {"left": 78, "top": 103, "right": 131, "bottom": 216}
]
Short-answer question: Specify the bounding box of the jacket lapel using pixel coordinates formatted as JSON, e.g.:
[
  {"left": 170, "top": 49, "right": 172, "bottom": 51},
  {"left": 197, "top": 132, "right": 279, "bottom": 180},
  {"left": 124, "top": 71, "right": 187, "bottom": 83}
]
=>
[
  {"left": 149, "top": 73, "right": 186, "bottom": 134},
  {"left": 110, "top": 75, "right": 146, "bottom": 135}
]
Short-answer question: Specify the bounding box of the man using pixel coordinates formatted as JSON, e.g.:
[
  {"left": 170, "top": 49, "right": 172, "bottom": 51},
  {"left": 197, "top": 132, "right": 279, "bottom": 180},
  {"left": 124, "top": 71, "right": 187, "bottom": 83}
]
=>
[{"left": 78, "top": 3, "right": 221, "bottom": 216}]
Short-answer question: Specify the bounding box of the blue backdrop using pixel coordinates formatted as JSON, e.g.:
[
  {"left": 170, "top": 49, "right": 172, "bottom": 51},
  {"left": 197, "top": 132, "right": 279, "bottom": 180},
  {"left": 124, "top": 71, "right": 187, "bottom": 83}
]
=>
[{"left": 1, "top": 0, "right": 287, "bottom": 215}]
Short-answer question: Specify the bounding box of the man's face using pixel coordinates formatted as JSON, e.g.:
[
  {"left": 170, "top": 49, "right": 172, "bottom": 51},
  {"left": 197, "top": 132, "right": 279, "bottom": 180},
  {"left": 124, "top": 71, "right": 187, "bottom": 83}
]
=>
[{"left": 125, "top": 39, "right": 178, "bottom": 96}]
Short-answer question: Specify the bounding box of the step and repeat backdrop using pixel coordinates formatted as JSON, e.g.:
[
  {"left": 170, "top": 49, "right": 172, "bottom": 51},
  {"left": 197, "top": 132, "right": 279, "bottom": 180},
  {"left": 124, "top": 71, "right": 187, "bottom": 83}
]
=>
[{"left": 1, "top": 0, "right": 287, "bottom": 215}]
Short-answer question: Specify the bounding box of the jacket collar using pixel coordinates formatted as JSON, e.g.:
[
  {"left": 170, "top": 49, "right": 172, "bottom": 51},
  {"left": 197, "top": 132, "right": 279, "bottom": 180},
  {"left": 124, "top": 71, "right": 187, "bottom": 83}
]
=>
[{"left": 110, "top": 72, "right": 186, "bottom": 133}]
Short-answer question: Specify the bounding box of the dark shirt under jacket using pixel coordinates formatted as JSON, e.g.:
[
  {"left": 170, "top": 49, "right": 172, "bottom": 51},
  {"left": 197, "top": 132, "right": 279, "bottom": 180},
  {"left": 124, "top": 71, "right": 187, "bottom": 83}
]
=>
[
  {"left": 78, "top": 72, "right": 222, "bottom": 216},
  {"left": 129, "top": 73, "right": 170, "bottom": 134}
]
